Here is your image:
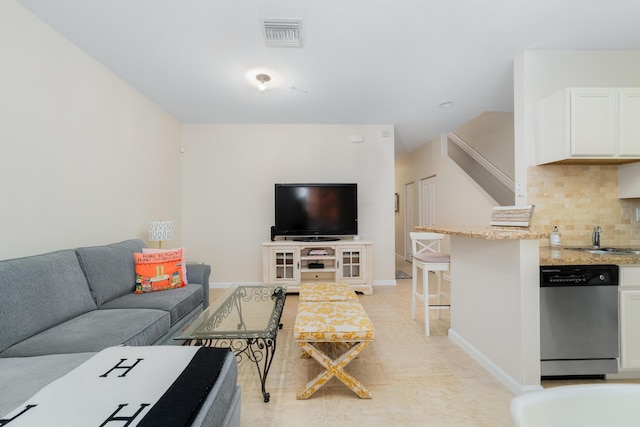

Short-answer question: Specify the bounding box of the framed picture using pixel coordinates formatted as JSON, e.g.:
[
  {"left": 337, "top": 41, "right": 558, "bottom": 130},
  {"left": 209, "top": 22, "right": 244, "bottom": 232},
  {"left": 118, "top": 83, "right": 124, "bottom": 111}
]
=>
[{"left": 394, "top": 193, "right": 399, "bottom": 212}]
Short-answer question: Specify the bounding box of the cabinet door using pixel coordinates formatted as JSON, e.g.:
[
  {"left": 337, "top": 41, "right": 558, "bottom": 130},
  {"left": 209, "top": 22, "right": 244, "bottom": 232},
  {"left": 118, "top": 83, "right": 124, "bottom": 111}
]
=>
[
  {"left": 620, "top": 289, "right": 640, "bottom": 370},
  {"left": 619, "top": 89, "right": 640, "bottom": 156},
  {"left": 336, "top": 246, "right": 366, "bottom": 283},
  {"left": 270, "top": 248, "right": 300, "bottom": 284},
  {"left": 570, "top": 89, "right": 617, "bottom": 156}
]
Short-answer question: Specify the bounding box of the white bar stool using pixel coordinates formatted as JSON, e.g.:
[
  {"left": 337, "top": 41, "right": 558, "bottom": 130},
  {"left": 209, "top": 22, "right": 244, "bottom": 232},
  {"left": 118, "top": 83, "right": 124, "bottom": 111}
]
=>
[{"left": 410, "top": 232, "right": 450, "bottom": 336}]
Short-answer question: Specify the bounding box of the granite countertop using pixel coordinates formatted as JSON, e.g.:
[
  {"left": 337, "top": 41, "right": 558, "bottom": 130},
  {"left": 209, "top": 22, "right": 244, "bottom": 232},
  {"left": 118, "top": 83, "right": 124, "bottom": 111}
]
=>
[
  {"left": 416, "top": 225, "right": 640, "bottom": 265},
  {"left": 416, "top": 226, "right": 547, "bottom": 240},
  {"left": 540, "top": 246, "right": 640, "bottom": 266}
]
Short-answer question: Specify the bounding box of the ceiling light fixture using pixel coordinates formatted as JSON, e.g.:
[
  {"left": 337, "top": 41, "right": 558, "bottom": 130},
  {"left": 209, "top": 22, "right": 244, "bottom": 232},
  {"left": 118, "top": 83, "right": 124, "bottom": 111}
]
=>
[{"left": 256, "top": 73, "right": 272, "bottom": 91}]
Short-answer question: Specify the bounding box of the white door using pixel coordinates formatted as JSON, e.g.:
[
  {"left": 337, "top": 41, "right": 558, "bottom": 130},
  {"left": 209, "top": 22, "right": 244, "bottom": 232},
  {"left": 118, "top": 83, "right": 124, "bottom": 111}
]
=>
[
  {"left": 404, "top": 182, "right": 415, "bottom": 261},
  {"left": 419, "top": 176, "right": 437, "bottom": 227}
]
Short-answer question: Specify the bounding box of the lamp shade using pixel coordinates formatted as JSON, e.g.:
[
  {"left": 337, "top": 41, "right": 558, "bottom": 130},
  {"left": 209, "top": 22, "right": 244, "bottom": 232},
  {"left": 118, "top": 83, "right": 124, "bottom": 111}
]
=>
[{"left": 148, "top": 221, "right": 173, "bottom": 242}]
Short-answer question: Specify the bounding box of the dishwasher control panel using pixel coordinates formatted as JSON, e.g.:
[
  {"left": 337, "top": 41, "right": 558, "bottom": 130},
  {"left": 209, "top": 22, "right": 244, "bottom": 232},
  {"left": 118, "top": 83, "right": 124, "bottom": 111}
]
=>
[{"left": 540, "top": 265, "right": 619, "bottom": 286}]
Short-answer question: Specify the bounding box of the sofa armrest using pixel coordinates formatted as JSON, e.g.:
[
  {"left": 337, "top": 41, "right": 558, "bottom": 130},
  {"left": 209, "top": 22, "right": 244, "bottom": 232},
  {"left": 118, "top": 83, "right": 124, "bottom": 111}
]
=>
[{"left": 186, "top": 263, "right": 211, "bottom": 308}]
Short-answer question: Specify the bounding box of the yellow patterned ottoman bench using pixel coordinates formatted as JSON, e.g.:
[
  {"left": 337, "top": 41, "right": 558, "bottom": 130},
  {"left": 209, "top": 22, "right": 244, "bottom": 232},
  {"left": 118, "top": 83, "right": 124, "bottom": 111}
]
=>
[
  {"left": 299, "top": 282, "right": 358, "bottom": 302},
  {"left": 294, "top": 300, "right": 374, "bottom": 399}
]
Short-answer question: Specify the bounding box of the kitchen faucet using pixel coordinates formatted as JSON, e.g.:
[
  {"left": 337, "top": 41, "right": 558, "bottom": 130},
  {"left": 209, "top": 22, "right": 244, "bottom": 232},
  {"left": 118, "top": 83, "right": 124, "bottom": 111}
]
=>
[{"left": 592, "top": 225, "right": 601, "bottom": 248}]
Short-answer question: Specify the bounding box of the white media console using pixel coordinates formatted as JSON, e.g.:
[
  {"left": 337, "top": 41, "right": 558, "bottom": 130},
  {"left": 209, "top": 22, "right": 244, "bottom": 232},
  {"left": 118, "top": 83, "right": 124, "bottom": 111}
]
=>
[{"left": 262, "top": 239, "right": 373, "bottom": 295}]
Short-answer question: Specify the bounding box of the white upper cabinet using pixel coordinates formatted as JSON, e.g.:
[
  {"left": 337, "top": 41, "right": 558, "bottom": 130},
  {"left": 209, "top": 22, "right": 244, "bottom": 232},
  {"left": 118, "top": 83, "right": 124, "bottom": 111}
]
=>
[
  {"left": 569, "top": 89, "right": 617, "bottom": 156},
  {"left": 536, "top": 88, "right": 640, "bottom": 165},
  {"left": 620, "top": 90, "right": 640, "bottom": 156}
]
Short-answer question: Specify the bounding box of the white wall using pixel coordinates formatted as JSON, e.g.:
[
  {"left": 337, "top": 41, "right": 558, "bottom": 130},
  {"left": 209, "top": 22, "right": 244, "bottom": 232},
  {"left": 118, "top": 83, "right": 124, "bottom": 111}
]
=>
[
  {"left": 394, "top": 135, "right": 496, "bottom": 258},
  {"left": 1, "top": 2, "right": 397, "bottom": 285},
  {"left": 0, "top": 1, "right": 182, "bottom": 259},
  {"left": 453, "top": 112, "right": 515, "bottom": 179},
  {"left": 181, "top": 124, "right": 396, "bottom": 285}
]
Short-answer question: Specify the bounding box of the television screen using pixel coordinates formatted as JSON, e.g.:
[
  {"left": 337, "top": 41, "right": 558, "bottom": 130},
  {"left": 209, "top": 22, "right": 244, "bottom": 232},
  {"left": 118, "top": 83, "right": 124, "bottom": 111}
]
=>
[{"left": 274, "top": 183, "right": 357, "bottom": 240}]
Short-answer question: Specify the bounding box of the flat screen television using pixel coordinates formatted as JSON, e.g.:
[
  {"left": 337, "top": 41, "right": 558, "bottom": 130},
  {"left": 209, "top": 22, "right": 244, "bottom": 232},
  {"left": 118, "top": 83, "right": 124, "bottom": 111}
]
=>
[{"left": 274, "top": 183, "right": 358, "bottom": 241}]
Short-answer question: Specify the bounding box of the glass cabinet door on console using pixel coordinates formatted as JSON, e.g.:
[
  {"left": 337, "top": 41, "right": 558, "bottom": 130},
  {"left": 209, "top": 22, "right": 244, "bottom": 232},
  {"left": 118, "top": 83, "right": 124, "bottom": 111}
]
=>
[
  {"left": 269, "top": 247, "right": 300, "bottom": 283},
  {"left": 337, "top": 246, "right": 367, "bottom": 283}
]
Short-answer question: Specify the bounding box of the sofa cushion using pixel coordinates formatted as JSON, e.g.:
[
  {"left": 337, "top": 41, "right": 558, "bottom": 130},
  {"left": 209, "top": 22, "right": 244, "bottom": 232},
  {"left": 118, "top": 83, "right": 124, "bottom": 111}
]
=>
[
  {"left": 0, "top": 250, "right": 97, "bottom": 354},
  {"left": 0, "top": 309, "right": 170, "bottom": 358},
  {"left": 76, "top": 239, "right": 146, "bottom": 306},
  {"left": 100, "top": 283, "right": 203, "bottom": 325}
]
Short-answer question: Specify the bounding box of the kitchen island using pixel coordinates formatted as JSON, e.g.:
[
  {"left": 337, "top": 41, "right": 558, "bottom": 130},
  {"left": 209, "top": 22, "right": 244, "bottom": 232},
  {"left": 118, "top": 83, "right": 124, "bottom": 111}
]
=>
[{"left": 417, "top": 226, "right": 547, "bottom": 395}]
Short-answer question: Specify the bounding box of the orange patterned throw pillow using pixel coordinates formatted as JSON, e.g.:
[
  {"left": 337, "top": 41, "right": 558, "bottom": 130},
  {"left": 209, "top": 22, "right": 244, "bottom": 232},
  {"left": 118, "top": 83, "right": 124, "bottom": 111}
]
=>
[
  {"left": 134, "top": 249, "right": 185, "bottom": 293},
  {"left": 142, "top": 247, "right": 188, "bottom": 285}
]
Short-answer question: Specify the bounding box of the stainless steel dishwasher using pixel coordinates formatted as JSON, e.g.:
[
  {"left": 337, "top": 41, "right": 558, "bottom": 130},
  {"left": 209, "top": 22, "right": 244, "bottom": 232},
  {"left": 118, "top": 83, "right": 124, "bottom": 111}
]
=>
[{"left": 540, "top": 264, "right": 619, "bottom": 378}]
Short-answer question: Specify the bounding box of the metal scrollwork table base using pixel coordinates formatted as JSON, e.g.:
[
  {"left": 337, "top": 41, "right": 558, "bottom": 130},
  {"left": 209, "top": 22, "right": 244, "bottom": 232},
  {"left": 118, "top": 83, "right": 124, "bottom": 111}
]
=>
[{"left": 175, "top": 285, "right": 287, "bottom": 402}]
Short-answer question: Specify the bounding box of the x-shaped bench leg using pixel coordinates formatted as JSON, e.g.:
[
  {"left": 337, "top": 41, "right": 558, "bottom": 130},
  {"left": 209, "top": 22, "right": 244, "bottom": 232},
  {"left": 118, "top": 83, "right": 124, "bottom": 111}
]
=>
[{"left": 296, "top": 341, "right": 372, "bottom": 399}]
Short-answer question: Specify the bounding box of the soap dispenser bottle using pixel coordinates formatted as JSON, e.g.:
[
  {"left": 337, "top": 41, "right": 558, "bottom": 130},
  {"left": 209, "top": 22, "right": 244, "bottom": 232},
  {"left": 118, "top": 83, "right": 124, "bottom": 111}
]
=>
[
  {"left": 592, "top": 225, "right": 601, "bottom": 248},
  {"left": 550, "top": 226, "right": 562, "bottom": 247}
]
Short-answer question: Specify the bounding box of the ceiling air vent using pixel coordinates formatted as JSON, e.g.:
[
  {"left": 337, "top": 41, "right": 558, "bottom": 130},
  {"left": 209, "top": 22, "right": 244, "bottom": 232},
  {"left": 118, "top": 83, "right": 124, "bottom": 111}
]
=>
[{"left": 261, "top": 19, "right": 302, "bottom": 47}]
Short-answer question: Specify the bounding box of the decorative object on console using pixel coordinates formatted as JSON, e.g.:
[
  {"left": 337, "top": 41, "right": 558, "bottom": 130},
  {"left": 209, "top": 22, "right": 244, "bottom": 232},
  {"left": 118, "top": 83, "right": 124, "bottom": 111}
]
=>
[
  {"left": 308, "top": 249, "right": 328, "bottom": 256},
  {"left": 148, "top": 221, "right": 173, "bottom": 248}
]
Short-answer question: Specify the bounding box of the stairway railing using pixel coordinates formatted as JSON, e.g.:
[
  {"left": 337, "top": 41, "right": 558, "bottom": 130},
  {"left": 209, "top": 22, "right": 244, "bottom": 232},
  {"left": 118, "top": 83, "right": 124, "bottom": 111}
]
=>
[{"left": 447, "top": 131, "right": 515, "bottom": 206}]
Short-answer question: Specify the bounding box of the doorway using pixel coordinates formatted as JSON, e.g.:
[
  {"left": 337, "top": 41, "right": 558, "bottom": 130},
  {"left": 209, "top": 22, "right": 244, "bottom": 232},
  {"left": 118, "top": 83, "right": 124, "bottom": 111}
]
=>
[
  {"left": 404, "top": 182, "right": 415, "bottom": 261},
  {"left": 419, "top": 175, "right": 437, "bottom": 227}
]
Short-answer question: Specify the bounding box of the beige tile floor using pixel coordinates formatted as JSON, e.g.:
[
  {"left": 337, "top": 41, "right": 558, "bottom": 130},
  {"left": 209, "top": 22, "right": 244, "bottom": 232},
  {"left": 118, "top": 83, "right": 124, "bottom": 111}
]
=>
[
  {"left": 207, "top": 261, "right": 512, "bottom": 427},
  {"left": 211, "top": 260, "right": 633, "bottom": 427}
]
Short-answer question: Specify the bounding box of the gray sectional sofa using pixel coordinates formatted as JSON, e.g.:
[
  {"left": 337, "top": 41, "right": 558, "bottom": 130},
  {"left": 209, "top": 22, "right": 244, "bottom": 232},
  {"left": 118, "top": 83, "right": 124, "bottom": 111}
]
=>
[{"left": 0, "top": 239, "right": 241, "bottom": 427}]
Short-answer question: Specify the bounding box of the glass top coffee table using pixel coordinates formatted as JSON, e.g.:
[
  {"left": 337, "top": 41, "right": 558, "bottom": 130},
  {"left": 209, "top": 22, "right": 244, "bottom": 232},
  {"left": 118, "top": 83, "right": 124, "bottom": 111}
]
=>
[{"left": 175, "top": 285, "right": 287, "bottom": 402}]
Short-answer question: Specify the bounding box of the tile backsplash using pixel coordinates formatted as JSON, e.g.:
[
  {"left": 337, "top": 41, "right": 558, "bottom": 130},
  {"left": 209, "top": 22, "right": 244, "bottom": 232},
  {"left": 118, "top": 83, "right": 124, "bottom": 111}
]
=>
[{"left": 528, "top": 164, "right": 640, "bottom": 247}]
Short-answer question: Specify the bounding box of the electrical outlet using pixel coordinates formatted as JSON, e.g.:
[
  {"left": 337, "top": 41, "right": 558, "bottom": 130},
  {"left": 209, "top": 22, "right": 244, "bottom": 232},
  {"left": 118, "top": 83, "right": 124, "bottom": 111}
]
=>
[{"left": 636, "top": 208, "right": 640, "bottom": 221}]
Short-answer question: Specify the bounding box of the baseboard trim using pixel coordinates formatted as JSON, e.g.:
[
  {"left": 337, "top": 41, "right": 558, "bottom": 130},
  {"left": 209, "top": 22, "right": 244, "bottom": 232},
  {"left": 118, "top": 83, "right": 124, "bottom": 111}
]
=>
[
  {"left": 606, "top": 371, "right": 640, "bottom": 380},
  {"left": 448, "top": 329, "right": 543, "bottom": 396},
  {"left": 373, "top": 280, "right": 397, "bottom": 286},
  {"left": 395, "top": 253, "right": 410, "bottom": 263}
]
